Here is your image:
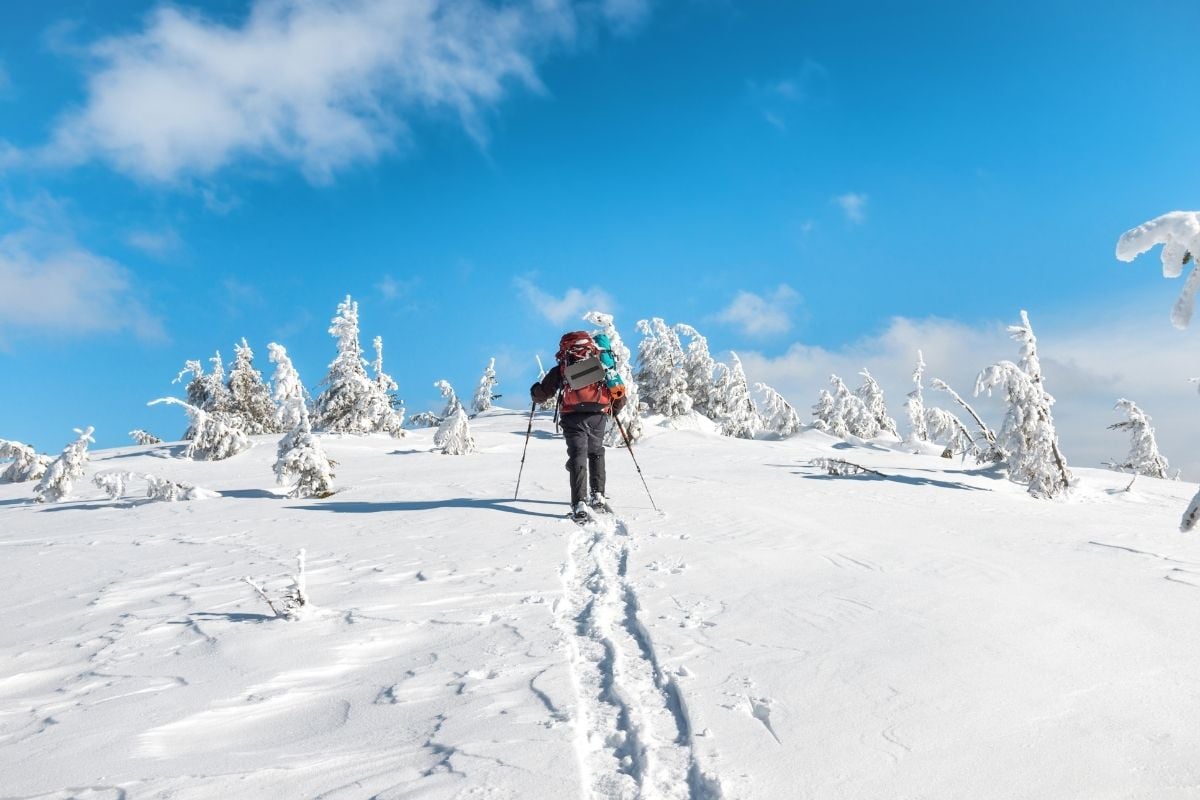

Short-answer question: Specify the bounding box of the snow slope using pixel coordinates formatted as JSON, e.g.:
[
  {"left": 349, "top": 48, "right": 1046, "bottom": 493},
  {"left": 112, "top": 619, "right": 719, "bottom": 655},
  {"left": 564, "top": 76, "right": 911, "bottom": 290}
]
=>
[{"left": 2, "top": 408, "right": 1199, "bottom": 799}]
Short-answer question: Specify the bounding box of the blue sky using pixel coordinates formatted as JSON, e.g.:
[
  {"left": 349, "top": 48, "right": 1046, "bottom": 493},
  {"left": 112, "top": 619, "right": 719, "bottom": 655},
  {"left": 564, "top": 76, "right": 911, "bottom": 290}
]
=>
[{"left": 4, "top": 0, "right": 1200, "bottom": 474}]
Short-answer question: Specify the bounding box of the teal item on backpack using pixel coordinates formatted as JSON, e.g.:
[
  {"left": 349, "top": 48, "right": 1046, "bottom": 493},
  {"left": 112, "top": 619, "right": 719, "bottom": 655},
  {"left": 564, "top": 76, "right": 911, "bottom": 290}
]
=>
[{"left": 592, "top": 333, "right": 624, "bottom": 389}]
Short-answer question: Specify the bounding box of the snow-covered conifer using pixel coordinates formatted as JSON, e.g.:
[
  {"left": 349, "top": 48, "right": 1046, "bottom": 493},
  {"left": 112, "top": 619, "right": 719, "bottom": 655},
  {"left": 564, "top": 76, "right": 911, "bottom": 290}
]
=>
[
  {"left": 268, "top": 343, "right": 307, "bottom": 431},
  {"left": 905, "top": 351, "right": 929, "bottom": 443},
  {"left": 472, "top": 357, "right": 499, "bottom": 416},
  {"left": 314, "top": 296, "right": 399, "bottom": 435},
  {"left": 756, "top": 382, "right": 800, "bottom": 437},
  {"left": 149, "top": 398, "right": 251, "bottom": 460},
  {"left": 924, "top": 406, "right": 976, "bottom": 458},
  {"left": 829, "top": 374, "right": 878, "bottom": 439},
  {"left": 1115, "top": 211, "right": 1200, "bottom": 328},
  {"left": 1108, "top": 398, "right": 1171, "bottom": 479},
  {"left": 930, "top": 378, "right": 1002, "bottom": 461},
  {"left": 128, "top": 429, "right": 162, "bottom": 446},
  {"left": 676, "top": 323, "right": 718, "bottom": 418},
  {"left": 635, "top": 318, "right": 691, "bottom": 418},
  {"left": 975, "top": 310, "right": 1071, "bottom": 498},
  {"left": 434, "top": 379, "right": 462, "bottom": 419},
  {"left": 173, "top": 353, "right": 234, "bottom": 438},
  {"left": 719, "top": 353, "right": 759, "bottom": 438},
  {"left": 855, "top": 368, "right": 899, "bottom": 438},
  {"left": 0, "top": 439, "right": 52, "bottom": 483},
  {"left": 94, "top": 470, "right": 135, "bottom": 500},
  {"left": 367, "top": 336, "right": 404, "bottom": 436},
  {"left": 435, "top": 405, "right": 476, "bottom": 455},
  {"left": 534, "top": 355, "right": 557, "bottom": 411},
  {"left": 811, "top": 389, "right": 837, "bottom": 433},
  {"left": 34, "top": 426, "right": 94, "bottom": 503},
  {"left": 144, "top": 474, "right": 215, "bottom": 501},
  {"left": 227, "top": 339, "right": 279, "bottom": 434},
  {"left": 274, "top": 403, "right": 335, "bottom": 498},
  {"left": 585, "top": 310, "right": 642, "bottom": 444}
]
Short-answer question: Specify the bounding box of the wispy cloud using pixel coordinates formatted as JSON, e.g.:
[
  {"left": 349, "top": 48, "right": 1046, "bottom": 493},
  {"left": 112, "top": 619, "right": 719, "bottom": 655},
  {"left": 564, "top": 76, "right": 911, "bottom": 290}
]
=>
[
  {"left": 0, "top": 226, "right": 164, "bottom": 345},
  {"left": 126, "top": 227, "right": 183, "bottom": 258},
  {"left": 834, "top": 191, "right": 868, "bottom": 224},
  {"left": 716, "top": 284, "right": 800, "bottom": 337},
  {"left": 376, "top": 274, "right": 422, "bottom": 302},
  {"left": 515, "top": 276, "right": 614, "bottom": 325},
  {"left": 748, "top": 60, "right": 828, "bottom": 131},
  {"left": 35, "top": 0, "right": 650, "bottom": 185}
]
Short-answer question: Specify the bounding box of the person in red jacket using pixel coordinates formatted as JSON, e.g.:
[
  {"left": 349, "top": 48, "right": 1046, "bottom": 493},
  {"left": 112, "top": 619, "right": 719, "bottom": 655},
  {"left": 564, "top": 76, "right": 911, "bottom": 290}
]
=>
[{"left": 531, "top": 332, "right": 627, "bottom": 520}]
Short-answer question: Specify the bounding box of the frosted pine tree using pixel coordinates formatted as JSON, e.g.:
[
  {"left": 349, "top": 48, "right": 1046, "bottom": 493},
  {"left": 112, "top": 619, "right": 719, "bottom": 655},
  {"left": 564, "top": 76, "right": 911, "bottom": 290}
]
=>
[
  {"left": 435, "top": 406, "right": 476, "bottom": 455},
  {"left": 635, "top": 318, "right": 691, "bottom": 418},
  {"left": 1108, "top": 398, "right": 1171, "bottom": 479},
  {"left": 855, "top": 369, "right": 899, "bottom": 438},
  {"left": 0, "top": 439, "right": 52, "bottom": 483},
  {"left": 676, "top": 323, "right": 718, "bottom": 418},
  {"left": 585, "top": 310, "right": 642, "bottom": 444},
  {"left": 975, "top": 310, "right": 1071, "bottom": 498},
  {"left": 931, "top": 378, "right": 1002, "bottom": 461},
  {"left": 434, "top": 379, "right": 463, "bottom": 419},
  {"left": 268, "top": 343, "right": 307, "bottom": 431},
  {"left": 830, "top": 374, "right": 878, "bottom": 439},
  {"left": 471, "top": 357, "right": 498, "bottom": 416},
  {"left": 275, "top": 402, "right": 335, "bottom": 498},
  {"left": 34, "top": 426, "right": 94, "bottom": 503},
  {"left": 367, "top": 336, "right": 404, "bottom": 435},
  {"left": 314, "top": 296, "right": 375, "bottom": 433},
  {"left": 173, "top": 353, "right": 234, "bottom": 438},
  {"left": 148, "top": 398, "right": 251, "bottom": 460},
  {"left": 534, "top": 355, "right": 557, "bottom": 411},
  {"left": 811, "top": 389, "right": 837, "bottom": 433},
  {"left": 924, "top": 407, "right": 977, "bottom": 458},
  {"left": 1115, "top": 211, "right": 1200, "bottom": 328},
  {"left": 905, "top": 351, "right": 929, "bottom": 443},
  {"left": 128, "top": 429, "right": 162, "bottom": 446},
  {"left": 227, "top": 338, "right": 279, "bottom": 434},
  {"left": 720, "top": 353, "right": 760, "bottom": 438},
  {"left": 756, "top": 382, "right": 800, "bottom": 437}
]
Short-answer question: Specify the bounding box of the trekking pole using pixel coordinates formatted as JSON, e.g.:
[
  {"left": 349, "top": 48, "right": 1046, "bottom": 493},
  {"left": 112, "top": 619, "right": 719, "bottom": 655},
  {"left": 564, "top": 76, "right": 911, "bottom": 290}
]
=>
[
  {"left": 613, "top": 413, "right": 660, "bottom": 513},
  {"left": 514, "top": 402, "right": 537, "bottom": 501}
]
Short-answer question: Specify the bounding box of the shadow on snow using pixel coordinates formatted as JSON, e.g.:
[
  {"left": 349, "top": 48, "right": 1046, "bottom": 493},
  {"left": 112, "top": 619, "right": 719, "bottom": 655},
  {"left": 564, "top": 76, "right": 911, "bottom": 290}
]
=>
[{"left": 288, "top": 497, "right": 568, "bottom": 519}]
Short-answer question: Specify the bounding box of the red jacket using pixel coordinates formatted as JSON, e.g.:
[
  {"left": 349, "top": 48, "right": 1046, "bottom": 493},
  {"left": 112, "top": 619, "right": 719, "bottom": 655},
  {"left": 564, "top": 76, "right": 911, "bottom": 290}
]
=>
[{"left": 530, "top": 365, "right": 626, "bottom": 415}]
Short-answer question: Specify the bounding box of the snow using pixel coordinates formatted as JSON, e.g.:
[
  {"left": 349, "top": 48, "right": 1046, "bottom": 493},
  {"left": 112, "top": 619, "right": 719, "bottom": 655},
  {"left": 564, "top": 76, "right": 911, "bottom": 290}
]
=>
[{"left": 2, "top": 408, "right": 1200, "bottom": 798}]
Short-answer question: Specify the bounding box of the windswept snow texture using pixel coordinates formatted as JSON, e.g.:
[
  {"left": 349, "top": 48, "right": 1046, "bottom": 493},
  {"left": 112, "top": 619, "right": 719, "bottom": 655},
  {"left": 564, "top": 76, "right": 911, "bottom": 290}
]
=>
[{"left": 2, "top": 409, "right": 1200, "bottom": 798}]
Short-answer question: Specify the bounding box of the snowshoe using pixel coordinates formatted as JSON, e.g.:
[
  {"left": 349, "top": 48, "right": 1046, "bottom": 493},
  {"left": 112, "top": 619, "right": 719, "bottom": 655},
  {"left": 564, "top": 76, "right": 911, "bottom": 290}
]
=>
[
  {"left": 588, "top": 493, "right": 612, "bottom": 514},
  {"left": 569, "top": 503, "right": 591, "bottom": 523}
]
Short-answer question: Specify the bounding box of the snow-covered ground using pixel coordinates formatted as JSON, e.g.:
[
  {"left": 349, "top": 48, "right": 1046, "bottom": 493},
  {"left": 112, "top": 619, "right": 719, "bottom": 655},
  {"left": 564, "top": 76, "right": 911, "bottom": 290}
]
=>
[{"left": 3, "top": 408, "right": 1200, "bottom": 799}]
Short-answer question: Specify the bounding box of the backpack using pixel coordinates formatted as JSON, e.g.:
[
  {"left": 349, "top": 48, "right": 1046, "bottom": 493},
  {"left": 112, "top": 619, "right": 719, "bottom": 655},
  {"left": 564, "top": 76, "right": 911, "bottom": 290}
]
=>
[{"left": 555, "top": 331, "right": 625, "bottom": 413}]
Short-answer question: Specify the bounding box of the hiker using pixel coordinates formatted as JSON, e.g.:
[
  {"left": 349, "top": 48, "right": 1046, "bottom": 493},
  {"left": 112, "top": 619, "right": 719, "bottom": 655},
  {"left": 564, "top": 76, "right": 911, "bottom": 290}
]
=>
[{"left": 530, "top": 331, "right": 627, "bottom": 520}]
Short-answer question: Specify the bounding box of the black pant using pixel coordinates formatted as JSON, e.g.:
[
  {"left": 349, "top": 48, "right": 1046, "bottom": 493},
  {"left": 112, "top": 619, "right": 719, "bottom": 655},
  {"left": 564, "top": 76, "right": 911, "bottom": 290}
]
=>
[{"left": 561, "top": 412, "right": 607, "bottom": 506}]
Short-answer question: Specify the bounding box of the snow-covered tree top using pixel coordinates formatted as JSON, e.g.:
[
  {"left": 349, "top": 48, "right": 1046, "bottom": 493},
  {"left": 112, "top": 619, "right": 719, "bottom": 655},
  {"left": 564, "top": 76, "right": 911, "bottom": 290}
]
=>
[{"left": 1116, "top": 211, "right": 1200, "bottom": 329}]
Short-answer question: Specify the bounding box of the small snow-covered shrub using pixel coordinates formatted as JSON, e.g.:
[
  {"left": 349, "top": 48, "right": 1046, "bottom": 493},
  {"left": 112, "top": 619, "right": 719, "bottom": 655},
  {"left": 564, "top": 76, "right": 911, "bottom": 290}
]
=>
[
  {"left": 243, "top": 549, "right": 309, "bottom": 620},
  {"left": 0, "top": 439, "right": 52, "bottom": 483},
  {"left": 149, "top": 397, "right": 251, "bottom": 461},
  {"left": 128, "top": 429, "right": 163, "bottom": 446},
  {"left": 472, "top": 357, "right": 499, "bottom": 416},
  {"left": 94, "top": 470, "right": 136, "bottom": 499},
  {"left": 93, "top": 470, "right": 215, "bottom": 502},
  {"left": 810, "top": 458, "right": 884, "bottom": 477},
  {"left": 1107, "top": 398, "right": 1171, "bottom": 479},
  {"left": 756, "top": 382, "right": 800, "bottom": 438},
  {"left": 275, "top": 406, "right": 335, "bottom": 498},
  {"left": 34, "top": 427, "right": 95, "bottom": 503},
  {"left": 435, "top": 406, "right": 476, "bottom": 455}
]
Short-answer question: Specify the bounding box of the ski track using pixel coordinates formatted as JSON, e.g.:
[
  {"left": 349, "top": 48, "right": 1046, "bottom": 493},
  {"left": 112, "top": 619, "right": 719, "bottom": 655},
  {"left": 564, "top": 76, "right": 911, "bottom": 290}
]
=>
[{"left": 554, "top": 512, "right": 723, "bottom": 800}]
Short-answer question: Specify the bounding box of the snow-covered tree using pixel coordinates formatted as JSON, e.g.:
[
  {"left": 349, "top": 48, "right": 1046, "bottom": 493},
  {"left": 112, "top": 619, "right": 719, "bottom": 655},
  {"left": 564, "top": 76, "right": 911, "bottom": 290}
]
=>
[
  {"left": 434, "top": 379, "right": 462, "bottom": 419},
  {"left": 811, "top": 389, "right": 837, "bottom": 433},
  {"left": 128, "top": 429, "right": 162, "bottom": 446},
  {"left": 268, "top": 343, "right": 307, "bottom": 432},
  {"left": 173, "top": 353, "right": 234, "bottom": 439},
  {"left": 756, "top": 382, "right": 800, "bottom": 437},
  {"left": 435, "top": 405, "right": 476, "bottom": 455},
  {"left": 34, "top": 426, "right": 94, "bottom": 503},
  {"left": 367, "top": 336, "right": 404, "bottom": 436},
  {"left": 1115, "top": 211, "right": 1200, "bottom": 328},
  {"left": 0, "top": 439, "right": 52, "bottom": 483},
  {"left": 931, "top": 378, "right": 1002, "bottom": 461},
  {"left": 274, "top": 403, "right": 335, "bottom": 498},
  {"left": 149, "top": 397, "right": 251, "bottom": 461},
  {"left": 227, "top": 338, "right": 279, "bottom": 434},
  {"left": 720, "top": 353, "right": 760, "bottom": 438},
  {"left": 905, "top": 351, "right": 929, "bottom": 443},
  {"left": 585, "top": 310, "right": 642, "bottom": 444},
  {"left": 534, "top": 355, "right": 557, "bottom": 411},
  {"left": 243, "top": 549, "right": 309, "bottom": 620},
  {"left": 829, "top": 374, "right": 878, "bottom": 439},
  {"left": 471, "top": 357, "right": 499, "bottom": 416},
  {"left": 975, "top": 310, "right": 1072, "bottom": 498},
  {"left": 676, "top": 323, "right": 719, "bottom": 418},
  {"left": 1108, "top": 398, "right": 1171, "bottom": 479},
  {"left": 313, "top": 296, "right": 400, "bottom": 435},
  {"left": 924, "top": 406, "right": 977, "bottom": 458},
  {"left": 855, "top": 368, "right": 899, "bottom": 438},
  {"left": 635, "top": 317, "right": 691, "bottom": 418}
]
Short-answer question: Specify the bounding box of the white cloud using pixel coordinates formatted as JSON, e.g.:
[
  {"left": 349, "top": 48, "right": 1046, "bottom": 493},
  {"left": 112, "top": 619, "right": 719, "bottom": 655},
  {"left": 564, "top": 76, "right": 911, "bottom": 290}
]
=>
[
  {"left": 0, "top": 228, "right": 163, "bottom": 344},
  {"left": 736, "top": 303, "right": 1200, "bottom": 480},
  {"left": 38, "top": 0, "right": 644, "bottom": 184},
  {"left": 716, "top": 284, "right": 800, "bottom": 337},
  {"left": 515, "top": 277, "right": 614, "bottom": 325},
  {"left": 834, "top": 192, "right": 867, "bottom": 224},
  {"left": 126, "top": 228, "right": 183, "bottom": 257}
]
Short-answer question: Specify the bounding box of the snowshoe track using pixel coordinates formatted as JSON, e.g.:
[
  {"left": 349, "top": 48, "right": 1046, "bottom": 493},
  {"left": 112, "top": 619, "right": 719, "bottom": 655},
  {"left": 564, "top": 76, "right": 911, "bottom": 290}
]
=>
[{"left": 555, "top": 513, "right": 722, "bottom": 800}]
